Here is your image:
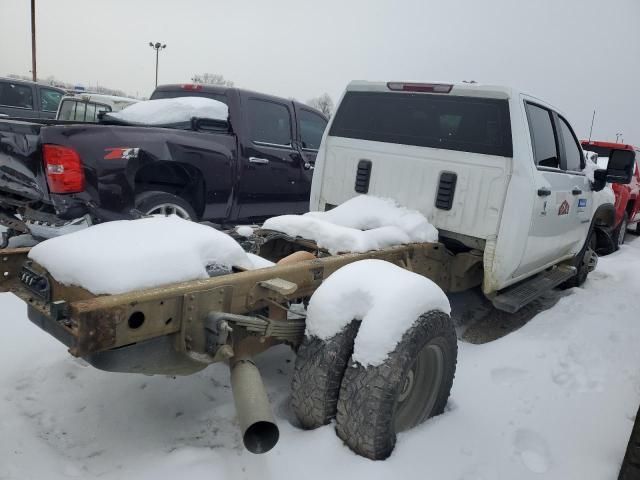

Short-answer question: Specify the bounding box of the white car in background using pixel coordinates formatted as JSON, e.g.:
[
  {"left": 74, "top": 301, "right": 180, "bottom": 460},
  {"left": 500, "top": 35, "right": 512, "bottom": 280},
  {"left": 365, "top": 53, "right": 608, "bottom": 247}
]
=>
[{"left": 56, "top": 93, "right": 138, "bottom": 122}]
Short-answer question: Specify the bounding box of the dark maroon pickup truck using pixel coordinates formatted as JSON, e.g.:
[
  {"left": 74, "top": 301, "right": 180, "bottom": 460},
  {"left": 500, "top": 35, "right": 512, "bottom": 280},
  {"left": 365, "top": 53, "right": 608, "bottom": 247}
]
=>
[{"left": 0, "top": 84, "right": 327, "bottom": 244}]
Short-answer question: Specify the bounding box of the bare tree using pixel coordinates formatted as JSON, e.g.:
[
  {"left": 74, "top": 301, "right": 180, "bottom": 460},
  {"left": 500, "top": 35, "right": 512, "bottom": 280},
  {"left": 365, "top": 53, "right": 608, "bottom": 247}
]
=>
[
  {"left": 307, "top": 93, "right": 334, "bottom": 117},
  {"left": 191, "top": 73, "right": 234, "bottom": 87}
]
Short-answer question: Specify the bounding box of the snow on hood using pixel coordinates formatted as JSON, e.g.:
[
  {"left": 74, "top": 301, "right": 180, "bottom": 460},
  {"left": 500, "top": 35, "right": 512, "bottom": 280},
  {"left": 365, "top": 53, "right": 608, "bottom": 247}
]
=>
[
  {"left": 263, "top": 196, "right": 438, "bottom": 254},
  {"left": 28, "top": 216, "right": 261, "bottom": 295},
  {"left": 306, "top": 259, "right": 450, "bottom": 366},
  {"left": 107, "top": 96, "right": 228, "bottom": 125}
]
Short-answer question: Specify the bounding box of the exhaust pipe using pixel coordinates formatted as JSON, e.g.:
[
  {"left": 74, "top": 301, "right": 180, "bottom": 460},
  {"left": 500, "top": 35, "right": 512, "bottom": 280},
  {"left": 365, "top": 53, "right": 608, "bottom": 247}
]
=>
[{"left": 230, "top": 357, "right": 279, "bottom": 454}]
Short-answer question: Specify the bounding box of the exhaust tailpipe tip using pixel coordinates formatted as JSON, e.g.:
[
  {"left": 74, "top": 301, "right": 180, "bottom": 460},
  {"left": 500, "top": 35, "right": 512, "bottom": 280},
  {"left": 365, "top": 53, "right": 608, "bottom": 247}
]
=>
[
  {"left": 230, "top": 357, "right": 280, "bottom": 454},
  {"left": 244, "top": 420, "right": 280, "bottom": 454}
]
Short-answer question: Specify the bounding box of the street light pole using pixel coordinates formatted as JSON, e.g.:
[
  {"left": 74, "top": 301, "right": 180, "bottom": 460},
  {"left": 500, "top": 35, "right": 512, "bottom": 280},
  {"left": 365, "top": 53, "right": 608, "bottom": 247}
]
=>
[
  {"left": 149, "top": 42, "right": 166, "bottom": 88},
  {"left": 31, "top": 0, "right": 37, "bottom": 82}
]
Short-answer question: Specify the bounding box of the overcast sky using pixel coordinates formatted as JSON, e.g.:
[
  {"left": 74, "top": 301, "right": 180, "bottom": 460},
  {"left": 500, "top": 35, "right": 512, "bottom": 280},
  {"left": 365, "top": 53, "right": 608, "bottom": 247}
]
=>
[{"left": 1, "top": 0, "right": 638, "bottom": 144}]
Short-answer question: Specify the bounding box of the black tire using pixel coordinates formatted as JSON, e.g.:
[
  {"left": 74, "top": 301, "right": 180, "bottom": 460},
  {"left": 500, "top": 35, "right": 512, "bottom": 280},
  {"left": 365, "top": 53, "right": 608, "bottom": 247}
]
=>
[
  {"left": 134, "top": 191, "right": 197, "bottom": 220},
  {"left": 290, "top": 321, "right": 360, "bottom": 429},
  {"left": 561, "top": 231, "right": 597, "bottom": 288},
  {"left": 619, "top": 404, "right": 640, "bottom": 480},
  {"left": 614, "top": 213, "right": 629, "bottom": 250},
  {"left": 335, "top": 310, "right": 457, "bottom": 460}
]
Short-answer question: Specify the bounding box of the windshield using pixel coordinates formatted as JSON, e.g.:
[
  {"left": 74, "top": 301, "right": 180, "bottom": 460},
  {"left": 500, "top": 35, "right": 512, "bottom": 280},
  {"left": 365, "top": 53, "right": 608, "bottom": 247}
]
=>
[{"left": 330, "top": 91, "right": 513, "bottom": 157}]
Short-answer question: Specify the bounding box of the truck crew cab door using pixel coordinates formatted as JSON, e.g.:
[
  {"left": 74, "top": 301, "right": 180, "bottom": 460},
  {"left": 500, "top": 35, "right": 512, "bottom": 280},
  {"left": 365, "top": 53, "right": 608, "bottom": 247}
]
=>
[
  {"left": 237, "top": 97, "right": 307, "bottom": 221},
  {"left": 514, "top": 101, "right": 590, "bottom": 276}
]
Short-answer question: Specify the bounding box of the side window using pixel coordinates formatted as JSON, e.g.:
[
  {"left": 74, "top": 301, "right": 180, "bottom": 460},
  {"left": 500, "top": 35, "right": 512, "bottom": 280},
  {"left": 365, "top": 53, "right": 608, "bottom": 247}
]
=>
[
  {"left": 58, "top": 100, "right": 76, "bottom": 120},
  {"left": 299, "top": 109, "right": 327, "bottom": 150},
  {"left": 0, "top": 82, "right": 34, "bottom": 109},
  {"left": 85, "top": 102, "right": 97, "bottom": 122},
  {"left": 40, "top": 88, "right": 63, "bottom": 112},
  {"left": 558, "top": 117, "right": 583, "bottom": 171},
  {"left": 525, "top": 103, "right": 558, "bottom": 169},
  {"left": 248, "top": 99, "right": 292, "bottom": 146}
]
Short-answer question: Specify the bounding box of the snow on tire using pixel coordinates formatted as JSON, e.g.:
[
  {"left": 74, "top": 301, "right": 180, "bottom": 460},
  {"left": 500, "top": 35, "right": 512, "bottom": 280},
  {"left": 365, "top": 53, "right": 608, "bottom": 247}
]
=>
[
  {"left": 335, "top": 310, "right": 457, "bottom": 460},
  {"left": 290, "top": 320, "right": 360, "bottom": 429}
]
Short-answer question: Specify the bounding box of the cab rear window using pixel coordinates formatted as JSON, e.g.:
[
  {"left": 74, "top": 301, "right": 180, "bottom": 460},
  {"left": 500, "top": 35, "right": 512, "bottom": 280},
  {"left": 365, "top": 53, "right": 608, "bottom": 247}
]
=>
[{"left": 329, "top": 91, "right": 513, "bottom": 157}]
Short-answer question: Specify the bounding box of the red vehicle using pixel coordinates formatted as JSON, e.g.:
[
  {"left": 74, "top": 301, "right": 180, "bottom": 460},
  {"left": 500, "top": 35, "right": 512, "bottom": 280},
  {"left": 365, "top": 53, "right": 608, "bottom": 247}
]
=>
[{"left": 581, "top": 140, "right": 640, "bottom": 252}]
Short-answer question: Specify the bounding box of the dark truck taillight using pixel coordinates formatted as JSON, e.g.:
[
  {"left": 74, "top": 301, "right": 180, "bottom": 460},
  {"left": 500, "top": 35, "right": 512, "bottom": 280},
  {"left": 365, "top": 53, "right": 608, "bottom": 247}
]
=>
[{"left": 43, "top": 144, "right": 85, "bottom": 193}]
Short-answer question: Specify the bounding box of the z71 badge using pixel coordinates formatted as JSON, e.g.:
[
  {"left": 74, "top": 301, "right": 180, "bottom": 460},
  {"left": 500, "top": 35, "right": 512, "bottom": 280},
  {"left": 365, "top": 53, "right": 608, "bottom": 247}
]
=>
[{"left": 104, "top": 147, "right": 140, "bottom": 160}]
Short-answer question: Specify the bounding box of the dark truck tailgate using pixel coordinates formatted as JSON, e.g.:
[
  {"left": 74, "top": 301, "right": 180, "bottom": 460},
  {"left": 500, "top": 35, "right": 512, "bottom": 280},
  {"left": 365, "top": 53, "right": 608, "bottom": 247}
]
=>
[{"left": 0, "top": 119, "right": 50, "bottom": 206}]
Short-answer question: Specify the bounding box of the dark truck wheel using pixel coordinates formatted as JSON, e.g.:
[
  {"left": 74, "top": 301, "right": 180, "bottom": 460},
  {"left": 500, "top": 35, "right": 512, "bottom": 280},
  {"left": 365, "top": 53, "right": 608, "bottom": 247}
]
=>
[
  {"left": 335, "top": 310, "right": 457, "bottom": 460},
  {"left": 135, "top": 191, "right": 197, "bottom": 220},
  {"left": 561, "top": 231, "right": 597, "bottom": 288},
  {"left": 290, "top": 321, "right": 360, "bottom": 429},
  {"left": 619, "top": 404, "right": 640, "bottom": 480},
  {"left": 614, "top": 213, "right": 629, "bottom": 250}
]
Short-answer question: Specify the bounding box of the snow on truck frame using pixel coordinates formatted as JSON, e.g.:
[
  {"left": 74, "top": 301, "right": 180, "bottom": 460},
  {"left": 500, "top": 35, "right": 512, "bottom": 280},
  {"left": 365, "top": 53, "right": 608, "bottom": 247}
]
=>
[{"left": 0, "top": 80, "right": 636, "bottom": 460}]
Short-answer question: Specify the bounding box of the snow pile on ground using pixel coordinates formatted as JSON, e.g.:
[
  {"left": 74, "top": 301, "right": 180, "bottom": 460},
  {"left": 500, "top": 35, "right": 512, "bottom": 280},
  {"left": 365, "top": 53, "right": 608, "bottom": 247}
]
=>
[
  {"left": 28, "top": 216, "right": 257, "bottom": 295},
  {"left": 263, "top": 195, "right": 438, "bottom": 254},
  {"left": 2, "top": 241, "right": 640, "bottom": 479},
  {"left": 107, "top": 97, "right": 228, "bottom": 125},
  {"left": 306, "top": 259, "right": 450, "bottom": 366}
]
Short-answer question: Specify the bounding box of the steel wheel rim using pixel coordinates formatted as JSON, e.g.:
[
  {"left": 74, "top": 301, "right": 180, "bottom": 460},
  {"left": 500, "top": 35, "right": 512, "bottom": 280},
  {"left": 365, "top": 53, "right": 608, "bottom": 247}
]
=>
[
  {"left": 585, "top": 247, "right": 598, "bottom": 272},
  {"left": 393, "top": 342, "right": 444, "bottom": 433},
  {"left": 145, "top": 203, "right": 191, "bottom": 220}
]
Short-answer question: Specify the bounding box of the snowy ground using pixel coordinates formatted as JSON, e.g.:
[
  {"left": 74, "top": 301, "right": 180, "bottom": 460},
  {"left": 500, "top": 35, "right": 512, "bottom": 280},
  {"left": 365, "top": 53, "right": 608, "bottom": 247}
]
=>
[{"left": 2, "top": 237, "right": 640, "bottom": 479}]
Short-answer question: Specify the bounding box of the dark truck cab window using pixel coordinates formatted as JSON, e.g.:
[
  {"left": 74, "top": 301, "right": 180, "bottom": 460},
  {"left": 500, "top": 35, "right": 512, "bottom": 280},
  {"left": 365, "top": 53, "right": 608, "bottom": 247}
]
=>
[
  {"left": 299, "top": 109, "right": 327, "bottom": 150},
  {"left": 0, "top": 82, "right": 34, "bottom": 109},
  {"left": 247, "top": 99, "right": 292, "bottom": 146},
  {"left": 329, "top": 91, "right": 512, "bottom": 157}
]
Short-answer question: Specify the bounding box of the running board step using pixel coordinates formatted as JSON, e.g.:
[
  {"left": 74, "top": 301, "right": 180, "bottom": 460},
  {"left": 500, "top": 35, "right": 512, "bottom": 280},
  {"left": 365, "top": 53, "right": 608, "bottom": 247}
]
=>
[{"left": 491, "top": 265, "right": 577, "bottom": 313}]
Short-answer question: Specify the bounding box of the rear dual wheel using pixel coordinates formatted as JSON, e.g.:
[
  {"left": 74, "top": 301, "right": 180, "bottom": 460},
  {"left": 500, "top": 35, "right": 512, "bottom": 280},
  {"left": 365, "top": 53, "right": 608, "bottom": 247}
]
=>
[{"left": 291, "top": 310, "right": 457, "bottom": 460}]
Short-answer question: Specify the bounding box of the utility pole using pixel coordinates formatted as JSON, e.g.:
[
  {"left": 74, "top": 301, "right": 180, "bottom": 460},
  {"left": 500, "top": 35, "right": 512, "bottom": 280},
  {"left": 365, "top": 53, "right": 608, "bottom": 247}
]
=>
[
  {"left": 30, "top": 0, "right": 37, "bottom": 82},
  {"left": 588, "top": 110, "right": 596, "bottom": 142},
  {"left": 149, "top": 42, "right": 166, "bottom": 88}
]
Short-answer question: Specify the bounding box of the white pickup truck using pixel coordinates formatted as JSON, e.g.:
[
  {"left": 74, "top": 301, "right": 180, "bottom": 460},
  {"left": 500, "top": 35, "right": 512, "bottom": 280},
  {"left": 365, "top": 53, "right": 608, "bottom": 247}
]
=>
[{"left": 311, "top": 81, "right": 635, "bottom": 310}]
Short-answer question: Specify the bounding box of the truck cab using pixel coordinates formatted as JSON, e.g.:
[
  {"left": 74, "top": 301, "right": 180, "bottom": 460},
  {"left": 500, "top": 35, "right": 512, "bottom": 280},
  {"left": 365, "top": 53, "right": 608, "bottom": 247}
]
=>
[
  {"left": 0, "top": 77, "right": 65, "bottom": 119},
  {"left": 581, "top": 140, "right": 640, "bottom": 247},
  {"left": 310, "top": 81, "right": 632, "bottom": 297}
]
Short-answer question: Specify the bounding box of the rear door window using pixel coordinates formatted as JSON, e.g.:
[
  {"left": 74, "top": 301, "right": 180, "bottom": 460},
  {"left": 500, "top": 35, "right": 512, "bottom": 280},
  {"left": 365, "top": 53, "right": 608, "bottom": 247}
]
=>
[
  {"left": 525, "top": 103, "right": 559, "bottom": 169},
  {"left": 0, "top": 82, "right": 34, "bottom": 109},
  {"left": 299, "top": 109, "right": 327, "bottom": 150},
  {"left": 329, "top": 91, "right": 512, "bottom": 156},
  {"left": 248, "top": 99, "right": 292, "bottom": 146},
  {"left": 557, "top": 117, "right": 583, "bottom": 172}
]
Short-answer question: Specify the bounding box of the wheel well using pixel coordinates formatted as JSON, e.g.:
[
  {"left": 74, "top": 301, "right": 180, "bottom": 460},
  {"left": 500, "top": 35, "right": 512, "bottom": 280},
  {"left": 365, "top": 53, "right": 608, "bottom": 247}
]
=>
[
  {"left": 134, "top": 163, "right": 205, "bottom": 217},
  {"left": 593, "top": 203, "right": 615, "bottom": 228}
]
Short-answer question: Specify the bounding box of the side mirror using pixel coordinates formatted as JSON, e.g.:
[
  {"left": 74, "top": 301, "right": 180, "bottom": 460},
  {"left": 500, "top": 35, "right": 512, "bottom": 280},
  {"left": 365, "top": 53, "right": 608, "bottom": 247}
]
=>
[{"left": 606, "top": 149, "right": 635, "bottom": 184}]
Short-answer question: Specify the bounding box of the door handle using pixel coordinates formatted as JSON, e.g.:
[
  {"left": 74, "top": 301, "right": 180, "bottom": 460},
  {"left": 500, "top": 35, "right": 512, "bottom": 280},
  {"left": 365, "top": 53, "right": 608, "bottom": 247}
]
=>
[
  {"left": 537, "top": 188, "right": 551, "bottom": 197},
  {"left": 572, "top": 188, "right": 582, "bottom": 195},
  {"left": 249, "top": 157, "right": 269, "bottom": 165}
]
